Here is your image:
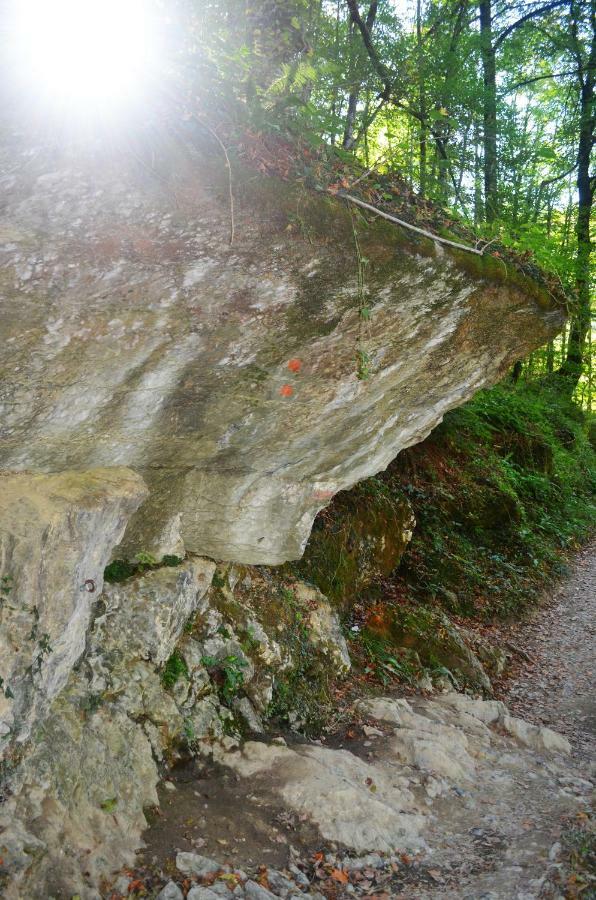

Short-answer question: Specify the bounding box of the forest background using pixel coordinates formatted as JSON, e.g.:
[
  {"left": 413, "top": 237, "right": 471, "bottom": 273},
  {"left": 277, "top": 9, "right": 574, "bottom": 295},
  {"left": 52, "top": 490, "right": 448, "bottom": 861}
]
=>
[{"left": 170, "top": 0, "right": 594, "bottom": 404}]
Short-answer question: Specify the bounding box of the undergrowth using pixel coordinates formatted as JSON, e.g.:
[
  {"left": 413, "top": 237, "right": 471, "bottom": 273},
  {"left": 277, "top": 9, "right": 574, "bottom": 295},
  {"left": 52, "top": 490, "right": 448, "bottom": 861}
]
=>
[{"left": 386, "top": 380, "right": 595, "bottom": 619}]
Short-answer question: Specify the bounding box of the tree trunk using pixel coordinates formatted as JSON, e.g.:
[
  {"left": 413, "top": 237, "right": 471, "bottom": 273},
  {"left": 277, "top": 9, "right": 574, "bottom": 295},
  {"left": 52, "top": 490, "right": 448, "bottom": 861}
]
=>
[
  {"left": 559, "top": 4, "right": 595, "bottom": 389},
  {"left": 416, "top": 0, "right": 427, "bottom": 197},
  {"left": 343, "top": 92, "right": 359, "bottom": 149},
  {"left": 479, "top": 0, "right": 498, "bottom": 221},
  {"left": 343, "top": 2, "right": 378, "bottom": 150}
]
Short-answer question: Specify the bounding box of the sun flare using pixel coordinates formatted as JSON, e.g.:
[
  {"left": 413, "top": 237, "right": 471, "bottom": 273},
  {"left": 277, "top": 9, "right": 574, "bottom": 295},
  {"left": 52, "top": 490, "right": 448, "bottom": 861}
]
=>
[{"left": 10, "top": 0, "right": 160, "bottom": 112}]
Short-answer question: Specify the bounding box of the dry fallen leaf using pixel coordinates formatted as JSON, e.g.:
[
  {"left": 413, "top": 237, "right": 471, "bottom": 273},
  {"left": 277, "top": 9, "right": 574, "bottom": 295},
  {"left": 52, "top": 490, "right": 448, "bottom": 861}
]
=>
[{"left": 331, "top": 868, "right": 349, "bottom": 884}]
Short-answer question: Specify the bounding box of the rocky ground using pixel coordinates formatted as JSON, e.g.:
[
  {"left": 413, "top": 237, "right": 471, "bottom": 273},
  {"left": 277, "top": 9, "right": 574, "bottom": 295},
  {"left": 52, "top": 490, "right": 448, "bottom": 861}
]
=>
[{"left": 107, "top": 546, "right": 595, "bottom": 900}]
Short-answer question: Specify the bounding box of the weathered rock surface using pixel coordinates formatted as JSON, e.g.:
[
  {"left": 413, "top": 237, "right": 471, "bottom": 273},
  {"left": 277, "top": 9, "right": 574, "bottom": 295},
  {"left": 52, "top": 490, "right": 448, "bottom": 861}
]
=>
[
  {"left": 0, "top": 552, "right": 351, "bottom": 898},
  {"left": 155, "top": 692, "right": 586, "bottom": 900},
  {"left": 215, "top": 692, "right": 578, "bottom": 860},
  {"left": 0, "top": 131, "right": 565, "bottom": 564},
  {"left": 0, "top": 557, "right": 215, "bottom": 899},
  {"left": 215, "top": 739, "right": 425, "bottom": 853},
  {"left": 0, "top": 467, "right": 146, "bottom": 745}
]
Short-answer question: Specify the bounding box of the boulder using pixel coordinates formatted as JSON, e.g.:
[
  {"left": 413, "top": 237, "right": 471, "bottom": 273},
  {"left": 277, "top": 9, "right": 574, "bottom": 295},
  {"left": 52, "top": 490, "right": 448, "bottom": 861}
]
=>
[
  {"left": 0, "top": 131, "right": 565, "bottom": 565},
  {"left": 292, "top": 482, "right": 416, "bottom": 609},
  {"left": 363, "top": 604, "right": 492, "bottom": 693}
]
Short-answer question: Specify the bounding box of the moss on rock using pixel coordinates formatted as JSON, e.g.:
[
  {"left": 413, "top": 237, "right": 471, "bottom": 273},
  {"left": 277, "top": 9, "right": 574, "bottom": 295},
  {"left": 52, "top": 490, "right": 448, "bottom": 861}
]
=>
[{"left": 290, "top": 480, "right": 415, "bottom": 611}]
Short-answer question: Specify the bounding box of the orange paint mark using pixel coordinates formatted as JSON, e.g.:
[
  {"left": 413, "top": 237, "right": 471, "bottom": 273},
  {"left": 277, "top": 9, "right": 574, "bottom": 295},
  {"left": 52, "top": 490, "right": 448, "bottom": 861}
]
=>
[
  {"left": 279, "top": 384, "right": 294, "bottom": 397},
  {"left": 287, "top": 358, "right": 302, "bottom": 373}
]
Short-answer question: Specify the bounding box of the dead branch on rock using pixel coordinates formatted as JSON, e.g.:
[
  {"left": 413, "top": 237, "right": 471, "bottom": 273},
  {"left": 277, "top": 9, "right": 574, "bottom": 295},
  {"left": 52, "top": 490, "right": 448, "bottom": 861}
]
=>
[{"left": 337, "top": 191, "right": 485, "bottom": 256}]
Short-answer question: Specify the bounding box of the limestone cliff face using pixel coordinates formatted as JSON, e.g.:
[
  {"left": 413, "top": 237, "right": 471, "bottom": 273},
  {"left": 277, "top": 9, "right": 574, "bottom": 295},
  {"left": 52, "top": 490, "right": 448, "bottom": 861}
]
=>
[
  {"left": 0, "top": 127, "right": 569, "bottom": 897},
  {"left": 0, "top": 130, "right": 565, "bottom": 565}
]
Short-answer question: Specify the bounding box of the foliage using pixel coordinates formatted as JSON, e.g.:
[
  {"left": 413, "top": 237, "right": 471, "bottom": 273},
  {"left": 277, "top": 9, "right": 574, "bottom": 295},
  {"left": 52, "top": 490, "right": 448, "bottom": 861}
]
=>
[
  {"left": 173, "top": 0, "right": 594, "bottom": 399},
  {"left": 161, "top": 650, "right": 189, "bottom": 689},
  {"left": 388, "top": 381, "right": 596, "bottom": 618},
  {"left": 355, "top": 631, "right": 418, "bottom": 685},
  {"left": 201, "top": 654, "right": 247, "bottom": 703}
]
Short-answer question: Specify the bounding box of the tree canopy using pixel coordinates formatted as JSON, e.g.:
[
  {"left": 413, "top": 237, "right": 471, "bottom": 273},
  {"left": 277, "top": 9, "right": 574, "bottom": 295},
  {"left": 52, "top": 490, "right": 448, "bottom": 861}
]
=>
[{"left": 171, "top": 0, "right": 594, "bottom": 402}]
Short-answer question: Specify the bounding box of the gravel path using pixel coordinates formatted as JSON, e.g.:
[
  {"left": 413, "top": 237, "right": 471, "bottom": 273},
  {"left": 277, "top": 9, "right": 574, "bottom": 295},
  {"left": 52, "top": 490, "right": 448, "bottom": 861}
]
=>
[{"left": 501, "top": 540, "right": 596, "bottom": 763}]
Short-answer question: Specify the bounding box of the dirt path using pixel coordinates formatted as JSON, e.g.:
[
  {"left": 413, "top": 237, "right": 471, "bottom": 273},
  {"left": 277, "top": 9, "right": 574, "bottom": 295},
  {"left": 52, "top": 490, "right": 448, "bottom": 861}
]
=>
[
  {"left": 109, "top": 546, "right": 596, "bottom": 900},
  {"left": 498, "top": 540, "right": 596, "bottom": 763}
]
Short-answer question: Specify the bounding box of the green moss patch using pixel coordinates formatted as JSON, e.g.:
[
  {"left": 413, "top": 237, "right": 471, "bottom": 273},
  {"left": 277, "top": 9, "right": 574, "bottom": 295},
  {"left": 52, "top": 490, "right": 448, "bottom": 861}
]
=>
[{"left": 289, "top": 481, "right": 413, "bottom": 612}]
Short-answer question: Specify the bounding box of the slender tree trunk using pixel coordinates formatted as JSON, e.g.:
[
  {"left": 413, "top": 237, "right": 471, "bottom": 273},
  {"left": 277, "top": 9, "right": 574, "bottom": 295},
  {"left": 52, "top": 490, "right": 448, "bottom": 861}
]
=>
[
  {"left": 343, "top": 92, "right": 359, "bottom": 148},
  {"left": 546, "top": 196, "right": 553, "bottom": 237},
  {"left": 479, "top": 0, "right": 498, "bottom": 221},
  {"left": 343, "top": 1, "right": 378, "bottom": 149},
  {"left": 416, "top": 0, "right": 427, "bottom": 197},
  {"left": 559, "top": 5, "right": 595, "bottom": 389},
  {"left": 474, "top": 119, "right": 483, "bottom": 225}
]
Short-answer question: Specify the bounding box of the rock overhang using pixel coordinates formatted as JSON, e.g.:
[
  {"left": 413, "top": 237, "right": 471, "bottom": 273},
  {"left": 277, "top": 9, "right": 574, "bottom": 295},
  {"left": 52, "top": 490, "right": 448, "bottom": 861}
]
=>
[{"left": 0, "top": 129, "right": 567, "bottom": 565}]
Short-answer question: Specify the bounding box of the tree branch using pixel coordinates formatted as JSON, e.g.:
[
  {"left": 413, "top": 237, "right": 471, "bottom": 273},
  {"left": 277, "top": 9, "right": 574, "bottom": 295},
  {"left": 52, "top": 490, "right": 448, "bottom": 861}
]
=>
[
  {"left": 336, "top": 192, "right": 484, "bottom": 254},
  {"left": 345, "top": 0, "right": 393, "bottom": 99},
  {"left": 500, "top": 69, "right": 581, "bottom": 94},
  {"left": 493, "top": 0, "right": 570, "bottom": 50},
  {"left": 540, "top": 161, "right": 578, "bottom": 187}
]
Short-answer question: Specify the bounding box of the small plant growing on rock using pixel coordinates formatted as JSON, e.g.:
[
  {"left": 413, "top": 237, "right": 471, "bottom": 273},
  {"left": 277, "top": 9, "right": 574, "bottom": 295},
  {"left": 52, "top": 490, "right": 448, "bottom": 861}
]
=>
[
  {"left": 135, "top": 550, "right": 158, "bottom": 570},
  {"left": 161, "top": 650, "right": 189, "bottom": 689},
  {"left": 104, "top": 553, "right": 184, "bottom": 585},
  {"left": 104, "top": 558, "right": 137, "bottom": 583},
  {"left": 35, "top": 633, "right": 53, "bottom": 672},
  {"left": 0, "top": 574, "right": 13, "bottom": 607},
  {"left": 356, "top": 347, "right": 372, "bottom": 380},
  {"left": 211, "top": 571, "right": 227, "bottom": 589},
  {"left": 161, "top": 554, "right": 183, "bottom": 567},
  {"left": 201, "top": 654, "right": 247, "bottom": 703},
  {"left": 0, "top": 676, "right": 14, "bottom": 700}
]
